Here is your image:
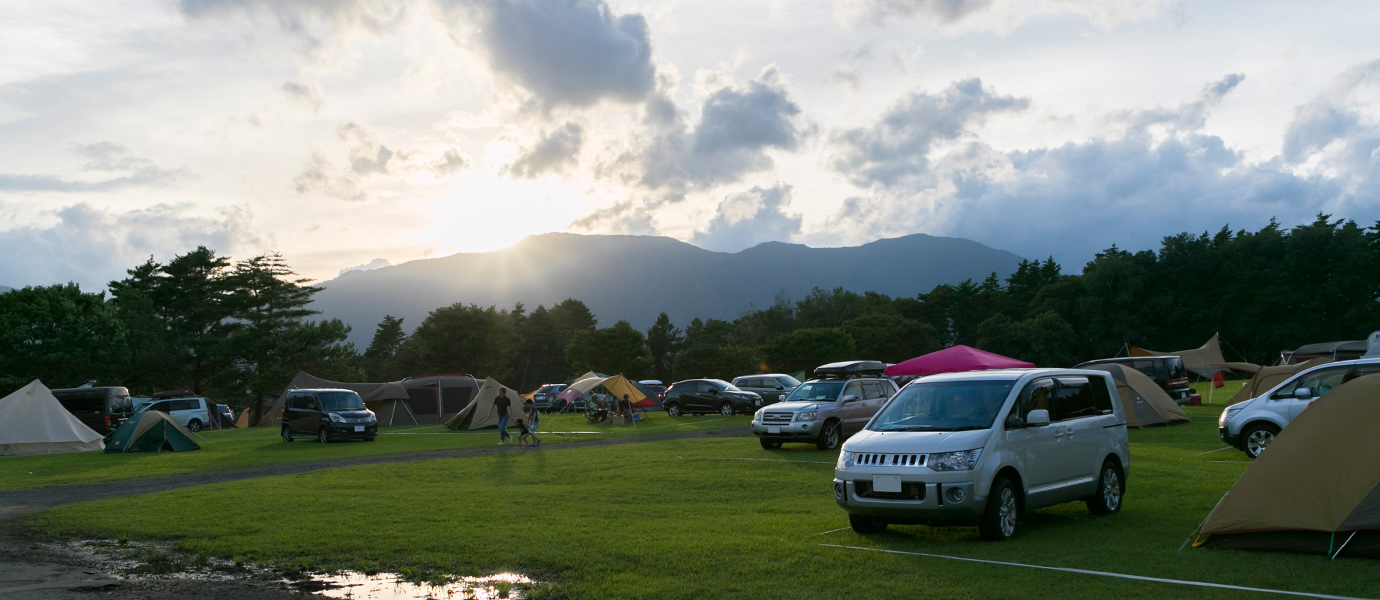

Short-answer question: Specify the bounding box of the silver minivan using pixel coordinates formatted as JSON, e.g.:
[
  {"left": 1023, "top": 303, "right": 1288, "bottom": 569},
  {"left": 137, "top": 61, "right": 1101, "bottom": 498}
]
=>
[
  {"left": 834, "top": 369, "right": 1130, "bottom": 540},
  {"left": 1219, "top": 358, "right": 1380, "bottom": 458}
]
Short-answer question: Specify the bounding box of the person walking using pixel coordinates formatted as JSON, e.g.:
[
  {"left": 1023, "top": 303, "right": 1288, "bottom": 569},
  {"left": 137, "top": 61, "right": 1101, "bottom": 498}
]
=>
[
  {"left": 524, "top": 399, "right": 541, "bottom": 447},
  {"left": 495, "top": 387, "right": 513, "bottom": 445}
]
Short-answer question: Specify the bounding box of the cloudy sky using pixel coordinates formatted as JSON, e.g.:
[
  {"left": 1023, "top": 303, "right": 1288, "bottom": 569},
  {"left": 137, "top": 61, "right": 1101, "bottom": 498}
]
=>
[{"left": 2, "top": 0, "right": 1377, "bottom": 289}]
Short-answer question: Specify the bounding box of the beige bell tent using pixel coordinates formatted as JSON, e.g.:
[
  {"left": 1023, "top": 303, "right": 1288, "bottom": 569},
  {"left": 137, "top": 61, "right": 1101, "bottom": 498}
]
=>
[
  {"left": 1131, "top": 333, "right": 1260, "bottom": 378},
  {"left": 1081, "top": 364, "right": 1189, "bottom": 428},
  {"left": 444, "top": 378, "right": 519, "bottom": 430},
  {"left": 253, "top": 371, "right": 417, "bottom": 427},
  {"left": 1194, "top": 374, "right": 1380, "bottom": 557},
  {"left": 1226, "top": 357, "right": 1330, "bottom": 406},
  {"left": 0, "top": 380, "right": 105, "bottom": 456}
]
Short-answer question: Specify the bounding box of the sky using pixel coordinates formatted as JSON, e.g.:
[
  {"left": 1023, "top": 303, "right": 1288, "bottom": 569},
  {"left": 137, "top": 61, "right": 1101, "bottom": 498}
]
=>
[{"left": 1, "top": 0, "right": 1377, "bottom": 289}]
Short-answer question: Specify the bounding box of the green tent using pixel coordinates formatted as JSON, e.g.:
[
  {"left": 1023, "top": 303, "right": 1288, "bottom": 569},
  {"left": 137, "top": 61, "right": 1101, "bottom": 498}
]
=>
[{"left": 104, "top": 410, "right": 200, "bottom": 453}]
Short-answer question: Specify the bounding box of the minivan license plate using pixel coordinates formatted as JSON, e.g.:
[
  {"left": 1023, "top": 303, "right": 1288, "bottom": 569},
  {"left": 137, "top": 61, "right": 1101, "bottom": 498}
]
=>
[
  {"left": 873, "top": 475, "right": 902, "bottom": 493},
  {"left": 354, "top": 426, "right": 364, "bottom": 432},
  {"left": 767, "top": 426, "right": 781, "bottom": 434}
]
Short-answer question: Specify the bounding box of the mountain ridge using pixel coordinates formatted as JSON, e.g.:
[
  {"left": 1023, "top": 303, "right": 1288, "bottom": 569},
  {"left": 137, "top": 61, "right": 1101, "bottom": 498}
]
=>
[{"left": 311, "top": 232, "right": 1027, "bottom": 346}]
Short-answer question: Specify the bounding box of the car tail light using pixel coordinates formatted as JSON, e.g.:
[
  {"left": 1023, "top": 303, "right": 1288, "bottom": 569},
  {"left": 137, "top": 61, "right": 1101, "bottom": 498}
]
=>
[
  {"left": 1168, "top": 377, "right": 1189, "bottom": 387},
  {"left": 105, "top": 415, "right": 112, "bottom": 430}
]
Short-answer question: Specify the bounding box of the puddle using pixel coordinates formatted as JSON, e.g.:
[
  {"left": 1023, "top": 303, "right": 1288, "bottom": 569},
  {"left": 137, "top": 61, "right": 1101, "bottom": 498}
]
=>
[{"left": 299, "top": 570, "right": 534, "bottom": 599}]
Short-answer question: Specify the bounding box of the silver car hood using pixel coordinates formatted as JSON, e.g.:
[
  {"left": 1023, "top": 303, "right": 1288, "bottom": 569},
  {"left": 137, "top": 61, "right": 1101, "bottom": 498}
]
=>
[
  {"left": 765, "top": 401, "right": 834, "bottom": 412},
  {"left": 845, "top": 429, "right": 992, "bottom": 454}
]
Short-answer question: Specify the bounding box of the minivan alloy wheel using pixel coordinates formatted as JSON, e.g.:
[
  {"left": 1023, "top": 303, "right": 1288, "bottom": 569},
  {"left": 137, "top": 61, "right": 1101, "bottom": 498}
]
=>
[
  {"left": 281, "top": 427, "right": 293, "bottom": 443},
  {"left": 719, "top": 402, "right": 734, "bottom": 417},
  {"left": 318, "top": 427, "right": 330, "bottom": 444},
  {"left": 186, "top": 419, "right": 202, "bottom": 432},
  {"left": 999, "top": 488, "right": 1018, "bottom": 537},
  {"left": 1245, "top": 426, "right": 1276, "bottom": 458}
]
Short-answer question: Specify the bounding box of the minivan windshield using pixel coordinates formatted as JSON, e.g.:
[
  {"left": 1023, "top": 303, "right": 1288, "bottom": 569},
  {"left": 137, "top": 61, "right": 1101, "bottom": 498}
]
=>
[
  {"left": 784, "top": 381, "right": 844, "bottom": 403},
  {"left": 869, "top": 380, "right": 1016, "bottom": 432},
  {"left": 320, "top": 391, "right": 366, "bottom": 411}
]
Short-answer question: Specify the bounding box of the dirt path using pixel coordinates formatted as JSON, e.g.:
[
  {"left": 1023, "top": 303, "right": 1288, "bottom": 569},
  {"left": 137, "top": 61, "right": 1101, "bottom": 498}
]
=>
[{"left": 0, "top": 427, "right": 749, "bottom": 599}]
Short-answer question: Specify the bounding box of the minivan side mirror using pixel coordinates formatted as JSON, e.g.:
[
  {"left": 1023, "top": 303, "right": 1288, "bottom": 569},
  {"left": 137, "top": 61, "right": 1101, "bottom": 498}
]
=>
[
  {"left": 1026, "top": 409, "right": 1051, "bottom": 426},
  {"left": 775, "top": 385, "right": 784, "bottom": 390},
  {"left": 1293, "top": 387, "right": 1312, "bottom": 399},
  {"left": 1005, "top": 413, "right": 1024, "bottom": 429}
]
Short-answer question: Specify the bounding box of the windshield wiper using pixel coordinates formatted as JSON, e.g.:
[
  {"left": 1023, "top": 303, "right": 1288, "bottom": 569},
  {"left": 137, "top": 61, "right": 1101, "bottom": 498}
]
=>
[{"left": 879, "top": 425, "right": 936, "bottom": 431}]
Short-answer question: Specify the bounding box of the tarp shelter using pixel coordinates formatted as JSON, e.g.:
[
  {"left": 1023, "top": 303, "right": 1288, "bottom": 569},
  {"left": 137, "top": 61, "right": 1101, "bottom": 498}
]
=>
[
  {"left": 1286, "top": 340, "right": 1369, "bottom": 364},
  {"left": 1080, "top": 364, "right": 1189, "bottom": 428},
  {"left": 1193, "top": 375, "right": 1380, "bottom": 557},
  {"left": 552, "top": 373, "right": 657, "bottom": 409},
  {"left": 105, "top": 410, "right": 200, "bottom": 453},
  {"left": 885, "top": 345, "right": 1035, "bottom": 377},
  {"left": 0, "top": 380, "right": 105, "bottom": 456},
  {"left": 255, "top": 372, "right": 416, "bottom": 427},
  {"left": 1226, "top": 358, "right": 1330, "bottom": 406},
  {"left": 1131, "top": 333, "right": 1260, "bottom": 378},
  {"left": 444, "top": 377, "right": 520, "bottom": 430}
]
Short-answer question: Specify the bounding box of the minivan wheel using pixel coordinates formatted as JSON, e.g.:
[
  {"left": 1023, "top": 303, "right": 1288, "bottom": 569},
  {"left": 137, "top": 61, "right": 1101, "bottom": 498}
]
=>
[
  {"left": 665, "top": 403, "right": 682, "bottom": 418},
  {"left": 281, "top": 427, "right": 293, "bottom": 443},
  {"left": 759, "top": 438, "right": 782, "bottom": 450},
  {"left": 186, "top": 419, "right": 202, "bottom": 432},
  {"left": 1086, "top": 460, "right": 1124, "bottom": 516},
  {"left": 317, "top": 428, "right": 330, "bottom": 444},
  {"left": 816, "top": 420, "right": 841, "bottom": 451},
  {"left": 849, "top": 513, "right": 888, "bottom": 534},
  {"left": 719, "top": 402, "right": 735, "bottom": 417},
  {"left": 1243, "top": 423, "right": 1279, "bottom": 459},
  {"left": 979, "top": 477, "right": 1020, "bottom": 541}
]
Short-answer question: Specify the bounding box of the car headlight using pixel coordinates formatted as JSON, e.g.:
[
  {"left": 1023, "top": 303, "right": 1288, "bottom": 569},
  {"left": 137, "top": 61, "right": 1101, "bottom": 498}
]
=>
[
  {"left": 328, "top": 413, "right": 345, "bottom": 423},
  {"left": 795, "top": 412, "right": 817, "bottom": 422},
  {"left": 754, "top": 408, "right": 764, "bottom": 420},
  {"left": 837, "top": 451, "right": 853, "bottom": 469},
  {"left": 1219, "top": 404, "right": 1244, "bottom": 426},
  {"left": 928, "top": 449, "right": 982, "bottom": 471}
]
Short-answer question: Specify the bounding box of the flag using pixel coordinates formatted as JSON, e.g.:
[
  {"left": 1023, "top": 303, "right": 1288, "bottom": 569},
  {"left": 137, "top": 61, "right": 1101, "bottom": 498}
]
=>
[{"left": 1212, "top": 371, "right": 1224, "bottom": 388}]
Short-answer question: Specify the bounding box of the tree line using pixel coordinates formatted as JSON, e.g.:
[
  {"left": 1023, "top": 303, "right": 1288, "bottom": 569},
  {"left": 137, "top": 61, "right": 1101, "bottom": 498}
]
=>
[{"left": 1, "top": 215, "right": 1376, "bottom": 409}]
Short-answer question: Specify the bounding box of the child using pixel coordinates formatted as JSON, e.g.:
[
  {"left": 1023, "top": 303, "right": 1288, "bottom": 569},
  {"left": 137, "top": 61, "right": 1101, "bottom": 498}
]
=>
[
  {"left": 523, "top": 399, "right": 541, "bottom": 447},
  {"left": 516, "top": 418, "right": 535, "bottom": 447}
]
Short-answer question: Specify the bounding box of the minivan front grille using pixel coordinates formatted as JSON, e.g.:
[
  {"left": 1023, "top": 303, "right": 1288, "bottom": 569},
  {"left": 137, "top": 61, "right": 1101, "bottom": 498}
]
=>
[
  {"left": 854, "top": 453, "right": 925, "bottom": 467},
  {"left": 762, "top": 412, "right": 794, "bottom": 424},
  {"left": 855, "top": 480, "right": 925, "bottom": 500}
]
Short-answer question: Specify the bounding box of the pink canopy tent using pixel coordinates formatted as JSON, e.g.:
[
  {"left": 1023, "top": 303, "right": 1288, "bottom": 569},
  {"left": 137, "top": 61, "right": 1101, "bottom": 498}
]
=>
[{"left": 885, "top": 345, "right": 1036, "bottom": 377}]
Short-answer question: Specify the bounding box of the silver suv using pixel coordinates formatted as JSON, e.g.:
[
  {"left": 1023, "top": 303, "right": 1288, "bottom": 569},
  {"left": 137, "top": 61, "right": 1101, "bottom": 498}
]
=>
[
  {"left": 1219, "top": 358, "right": 1380, "bottom": 458},
  {"left": 834, "top": 369, "right": 1130, "bottom": 541},
  {"left": 750, "top": 361, "right": 897, "bottom": 450}
]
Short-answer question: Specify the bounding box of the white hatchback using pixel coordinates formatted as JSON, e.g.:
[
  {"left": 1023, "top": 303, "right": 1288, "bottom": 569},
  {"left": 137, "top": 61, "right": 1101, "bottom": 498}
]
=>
[
  {"left": 1219, "top": 358, "right": 1380, "bottom": 458},
  {"left": 834, "top": 369, "right": 1130, "bottom": 540},
  {"left": 136, "top": 397, "right": 213, "bottom": 432}
]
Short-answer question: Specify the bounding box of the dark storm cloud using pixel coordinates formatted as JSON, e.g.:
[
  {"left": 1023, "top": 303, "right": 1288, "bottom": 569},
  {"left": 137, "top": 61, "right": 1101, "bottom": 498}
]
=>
[
  {"left": 690, "top": 184, "right": 802, "bottom": 252},
  {"left": 830, "top": 78, "right": 1027, "bottom": 188},
  {"left": 0, "top": 203, "right": 259, "bottom": 289},
  {"left": 0, "top": 142, "right": 189, "bottom": 193},
  {"left": 503, "top": 122, "right": 584, "bottom": 178},
  {"left": 441, "top": 0, "right": 656, "bottom": 109},
  {"left": 630, "top": 68, "right": 807, "bottom": 191}
]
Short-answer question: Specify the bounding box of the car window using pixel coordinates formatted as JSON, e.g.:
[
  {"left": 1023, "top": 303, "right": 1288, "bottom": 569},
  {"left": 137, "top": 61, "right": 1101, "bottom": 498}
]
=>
[
  {"left": 1274, "top": 366, "right": 1351, "bottom": 399},
  {"left": 862, "top": 381, "right": 886, "bottom": 399},
  {"left": 784, "top": 381, "right": 844, "bottom": 402},
  {"left": 775, "top": 375, "right": 801, "bottom": 387},
  {"left": 1013, "top": 379, "right": 1054, "bottom": 422},
  {"left": 870, "top": 379, "right": 1015, "bottom": 432},
  {"left": 1089, "top": 376, "right": 1115, "bottom": 415},
  {"left": 320, "top": 391, "right": 365, "bottom": 411},
  {"left": 842, "top": 381, "right": 865, "bottom": 402},
  {"left": 1130, "top": 360, "right": 1157, "bottom": 379},
  {"left": 1050, "top": 376, "right": 1099, "bottom": 421}
]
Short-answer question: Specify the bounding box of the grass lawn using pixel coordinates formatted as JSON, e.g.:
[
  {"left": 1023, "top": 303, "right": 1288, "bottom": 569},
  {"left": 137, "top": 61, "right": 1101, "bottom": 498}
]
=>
[
  {"left": 26, "top": 405, "right": 1380, "bottom": 599},
  {"left": 0, "top": 412, "right": 743, "bottom": 491}
]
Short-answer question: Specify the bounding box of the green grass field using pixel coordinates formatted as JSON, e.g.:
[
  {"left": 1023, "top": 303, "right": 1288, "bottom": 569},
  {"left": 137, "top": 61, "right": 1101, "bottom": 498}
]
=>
[
  {"left": 25, "top": 405, "right": 1380, "bottom": 599},
  {"left": 0, "top": 412, "right": 739, "bottom": 491}
]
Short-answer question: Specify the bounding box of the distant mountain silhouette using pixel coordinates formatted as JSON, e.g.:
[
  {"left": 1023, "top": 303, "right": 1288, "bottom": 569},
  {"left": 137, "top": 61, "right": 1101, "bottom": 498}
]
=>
[
  {"left": 312, "top": 233, "right": 1026, "bottom": 346},
  {"left": 0, "top": 286, "right": 12, "bottom": 294}
]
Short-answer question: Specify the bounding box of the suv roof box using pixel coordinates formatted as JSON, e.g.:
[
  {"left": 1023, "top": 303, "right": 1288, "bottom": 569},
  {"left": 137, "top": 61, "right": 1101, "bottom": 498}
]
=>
[{"left": 813, "top": 360, "right": 887, "bottom": 379}]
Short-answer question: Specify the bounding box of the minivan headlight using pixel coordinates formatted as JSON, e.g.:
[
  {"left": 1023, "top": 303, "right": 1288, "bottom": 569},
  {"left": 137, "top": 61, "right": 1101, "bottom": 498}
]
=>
[
  {"left": 328, "top": 412, "right": 345, "bottom": 423},
  {"left": 795, "top": 412, "right": 817, "bottom": 422},
  {"left": 837, "top": 451, "right": 853, "bottom": 469},
  {"left": 928, "top": 449, "right": 982, "bottom": 471},
  {"left": 1219, "top": 404, "right": 1244, "bottom": 426}
]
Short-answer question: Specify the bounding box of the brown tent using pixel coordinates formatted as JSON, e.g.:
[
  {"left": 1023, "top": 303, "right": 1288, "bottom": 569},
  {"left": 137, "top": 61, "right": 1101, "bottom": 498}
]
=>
[
  {"left": 1131, "top": 333, "right": 1260, "bottom": 378},
  {"left": 254, "top": 372, "right": 414, "bottom": 427},
  {"left": 1193, "top": 374, "right": 1380, "bottom": 558},
  {"left": 444, "top": 377, "right": 517, "bottom": 430},
  {"left": 1081, "top": 363, "right": 1189, "bottom": 428},
  {"left": 1226, "top": 358, "right": 1331, "bottom": 406},
  {"left": 397, "top": 374, "right": 480, "bottom": 425}
]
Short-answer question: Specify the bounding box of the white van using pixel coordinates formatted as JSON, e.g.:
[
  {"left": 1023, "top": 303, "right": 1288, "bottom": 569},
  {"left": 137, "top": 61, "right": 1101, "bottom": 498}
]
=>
[
  {"left": 1219, "top": 358, "right": 1380, "bottom": 458},
  {"left": 136, "top": 397, "right": 213, "bottom": 432},
  {"left": 834, "top": 369, "right": 1130, "bottom": 541}
]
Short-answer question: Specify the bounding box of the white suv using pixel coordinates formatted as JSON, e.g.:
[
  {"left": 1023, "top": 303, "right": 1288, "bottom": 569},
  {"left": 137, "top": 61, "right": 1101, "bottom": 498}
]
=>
[
  {"left": 1219, "top": 358, "right": 1380, "bottom": 458},
  {"left": 135, "top": 397, "right": 213, "bottom": 432},
  {"left": 834, "top": 369, "right": 1130, "bottom": 541}
]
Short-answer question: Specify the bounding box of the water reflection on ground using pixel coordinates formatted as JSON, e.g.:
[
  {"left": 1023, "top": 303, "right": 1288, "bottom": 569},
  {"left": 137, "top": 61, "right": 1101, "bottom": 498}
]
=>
[{"left": 301, "top": 570, "right": 534, "bottom": 599}]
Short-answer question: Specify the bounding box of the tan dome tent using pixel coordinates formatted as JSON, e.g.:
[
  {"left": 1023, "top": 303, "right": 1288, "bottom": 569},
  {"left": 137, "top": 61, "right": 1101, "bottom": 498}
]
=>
[
  {"left": 444, "top": 377, "right": 518, "bottom": 430},
  {"left": 1193, "top": 375, "right": 1380, "bottom": 558},
  {"left": 0, "top": 380, "right": 105, "bottom": 456},
  {"left": 1225, "top": 357, "right": 1330, "bottom": 406},
  {"left": 1081, "top": 363, "right": 1189, "bottom": 428},
  {"left": 105, "top": 410, "right": 200, "bottom": 453}
]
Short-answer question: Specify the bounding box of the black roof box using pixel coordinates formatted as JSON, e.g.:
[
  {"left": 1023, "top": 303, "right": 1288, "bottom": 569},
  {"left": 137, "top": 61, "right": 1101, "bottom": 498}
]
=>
[{"left": 813, "top": 360, "right": 887, "bottom": 378}]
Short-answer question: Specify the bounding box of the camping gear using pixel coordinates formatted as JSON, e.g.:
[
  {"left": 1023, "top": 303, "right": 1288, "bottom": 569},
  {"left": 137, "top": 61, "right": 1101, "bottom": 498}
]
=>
[
  {"left": 1081, "top": 363, "right": 1189, "bottom": 427},
  {"left": 1225, "top": 358, "right": 1330, "bottom": 406},
  {"left": 884, "top": 345, "right": 1035, "bottom": 377},
  {"left": 1188, "top": 394, "right": 1201, "bottom": 406},
  {"left": 1131, "top": 333, "right": 1260, "bottom": 378},
  {"left": 1193, "top": 374, "right": 1380, "bottom": 557},
  {"left": 0, "top": 380, "right": 105, "bottom": 456},
  {"left": 105, "top": 410, "right": 200, "bottom": 453},
  {"left": 443, "top": 377, "right": 520, "bottom": 430}
]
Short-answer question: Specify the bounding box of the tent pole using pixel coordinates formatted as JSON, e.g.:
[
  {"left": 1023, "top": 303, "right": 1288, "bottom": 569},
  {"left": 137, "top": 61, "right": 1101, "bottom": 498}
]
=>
[
  {"left": 1331, "top": 531, "right": 1357, "bottom": 560},
  {"left": 1177, "top": 518, "right": 1206, "bottom": 551}
]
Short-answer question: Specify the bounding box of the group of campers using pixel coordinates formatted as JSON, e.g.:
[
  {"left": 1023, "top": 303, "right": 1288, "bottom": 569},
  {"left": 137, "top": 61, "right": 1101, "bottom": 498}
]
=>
[{"left": 492, "top": 387, "right": 541, "bottom": 447}]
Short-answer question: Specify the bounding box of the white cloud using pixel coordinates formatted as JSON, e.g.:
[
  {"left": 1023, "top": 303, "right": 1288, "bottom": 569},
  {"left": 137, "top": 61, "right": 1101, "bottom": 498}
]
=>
[
  {"left": 503, "top": 122, "right": 583, "bottom": 178},
  {"left": 690, "top": 184, "right": 802, "bottom": 252}
]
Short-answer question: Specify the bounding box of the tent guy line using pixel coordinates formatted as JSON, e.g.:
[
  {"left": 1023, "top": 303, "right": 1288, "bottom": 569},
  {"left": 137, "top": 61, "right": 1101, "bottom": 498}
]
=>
[{"left": 819, "top": 544, "right": 1375, "bottom": 600}]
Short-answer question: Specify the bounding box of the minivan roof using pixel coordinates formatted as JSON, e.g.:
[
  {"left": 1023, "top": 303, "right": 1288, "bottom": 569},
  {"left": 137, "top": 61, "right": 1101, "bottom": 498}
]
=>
[{"left": 914, "top": 368, "right": 1100, "bottom": 383}]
